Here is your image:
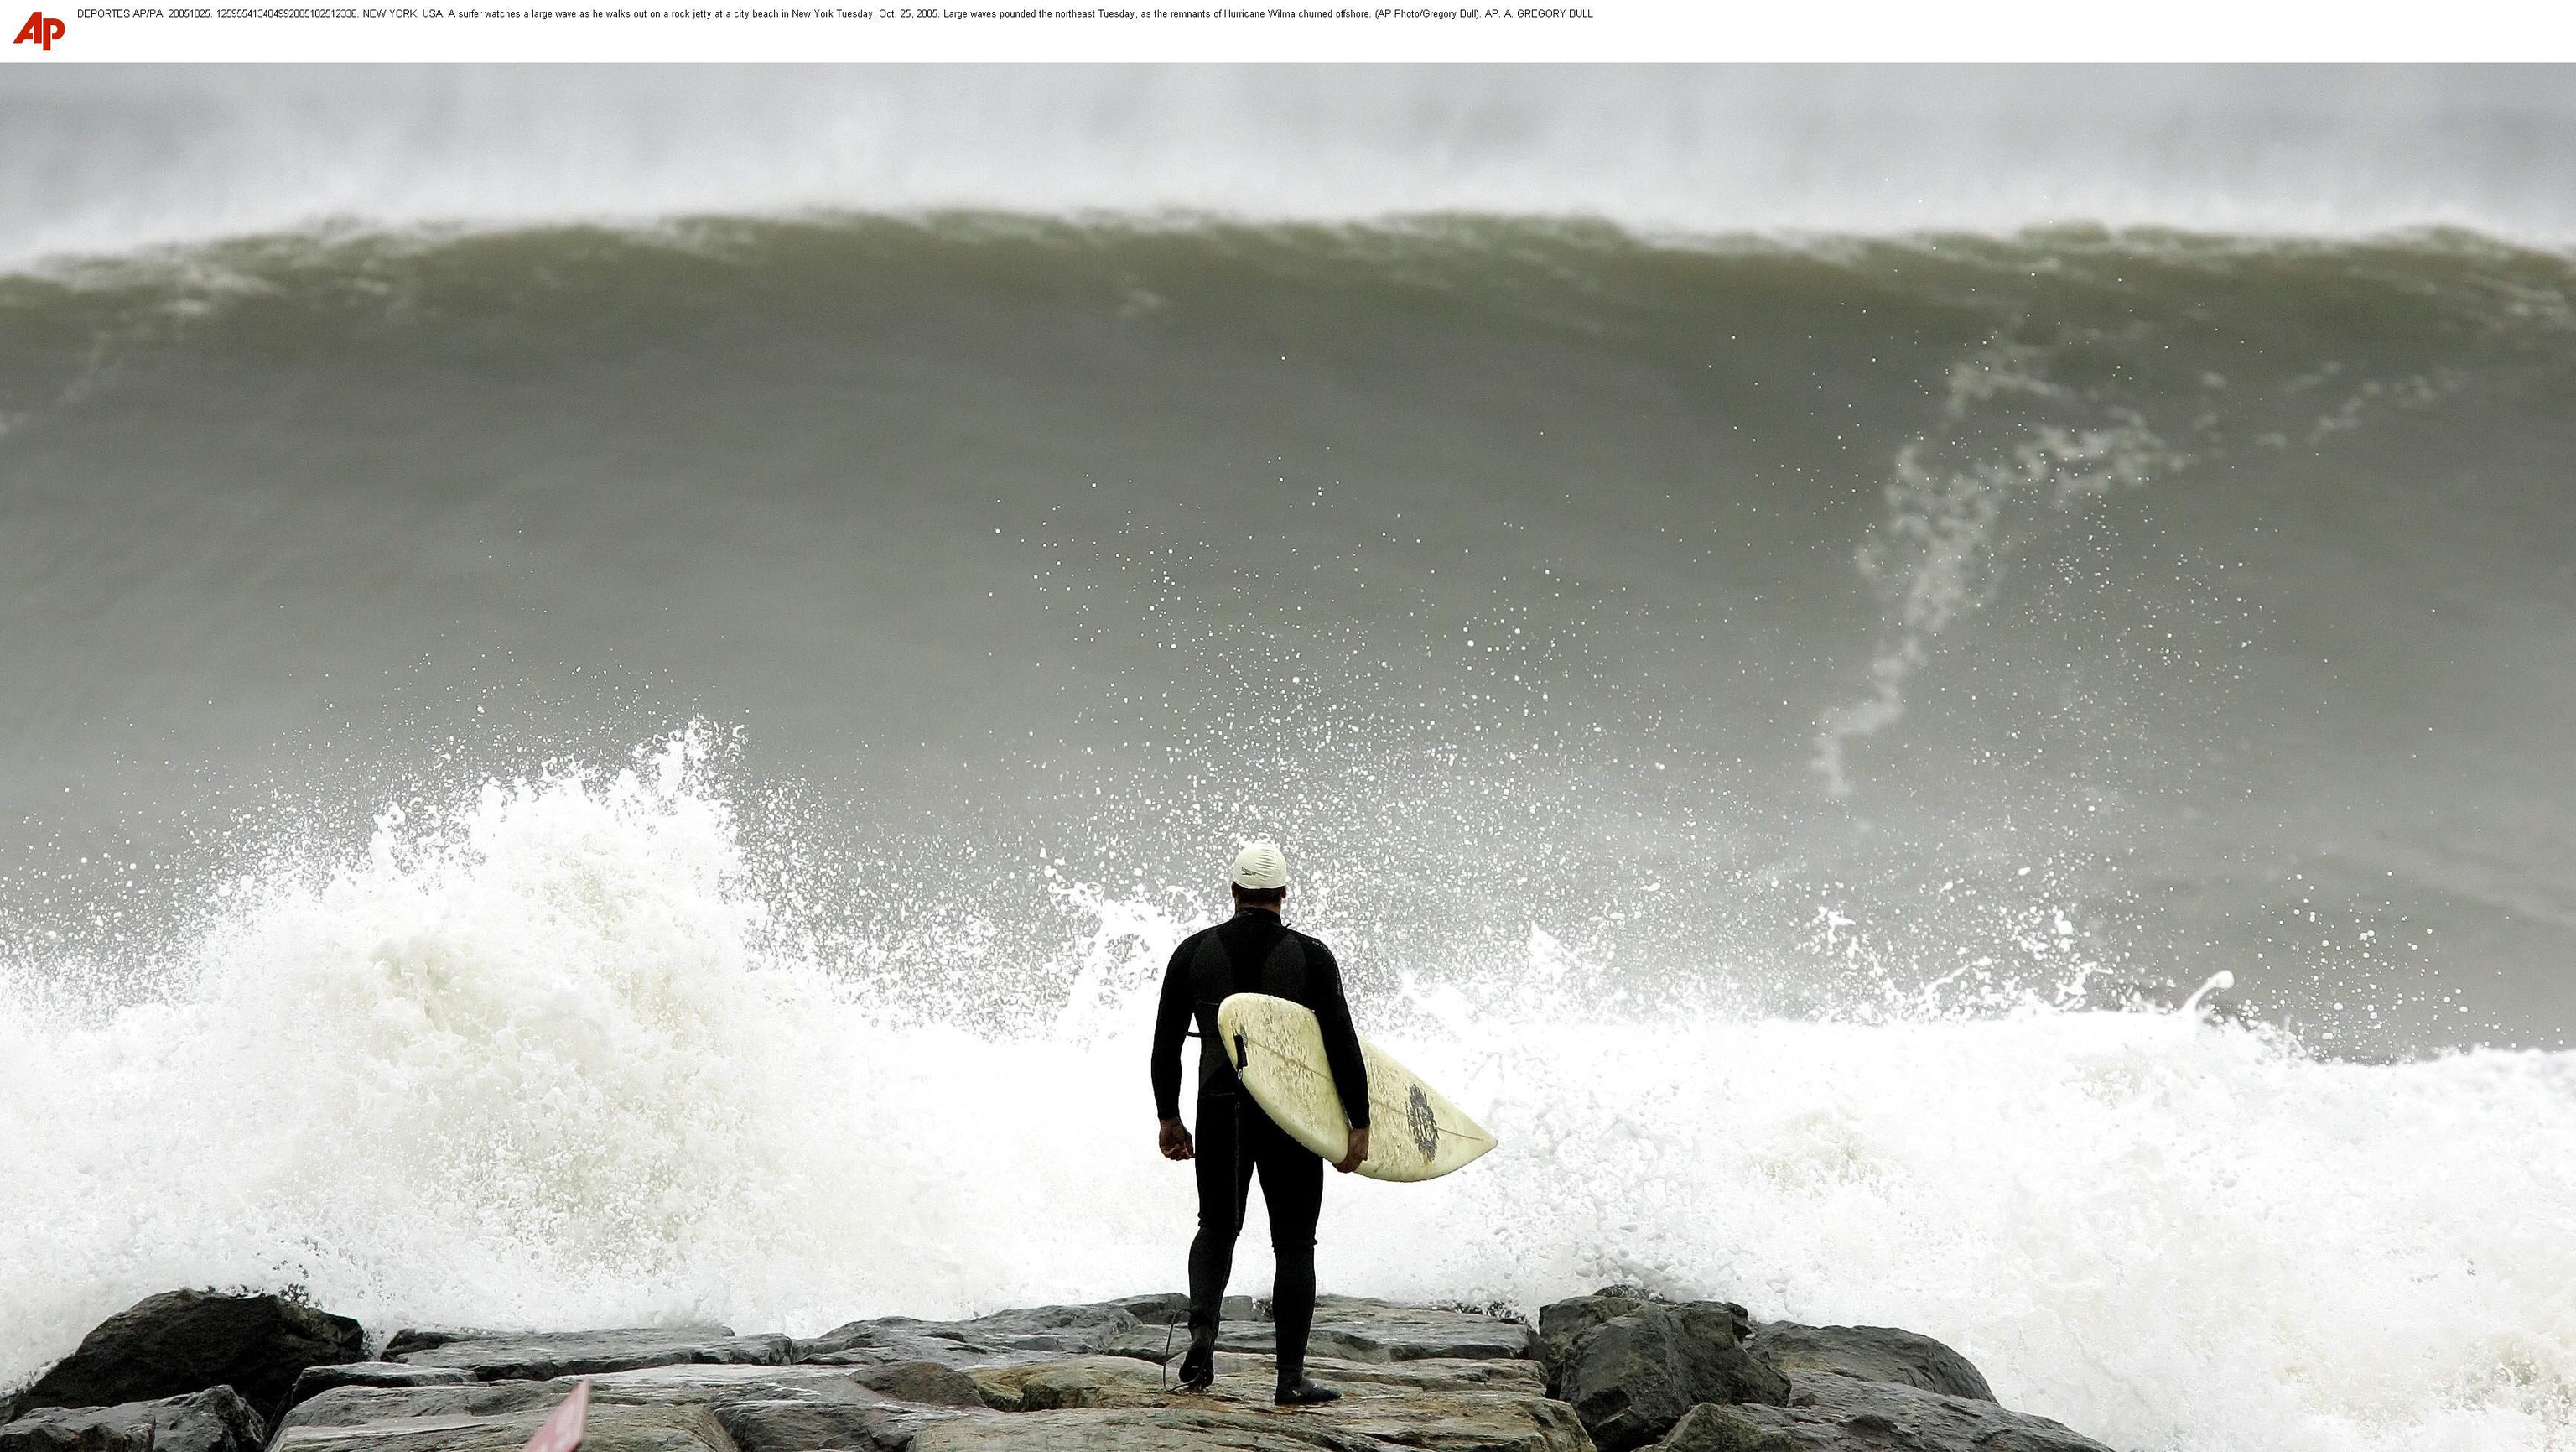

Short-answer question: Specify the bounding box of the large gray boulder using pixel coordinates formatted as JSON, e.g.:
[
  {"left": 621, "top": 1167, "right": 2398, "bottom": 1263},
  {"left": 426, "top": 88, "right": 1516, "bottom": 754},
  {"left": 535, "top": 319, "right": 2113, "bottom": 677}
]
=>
[
  {"left": 1746, "top": 1324, "right": 1995, "bottom": 1403},
  {"left": 1655, "top": 1372, "right": 2112, "bottom": 1452},
  {"left": 387, "top": 1328, "right": 790, "bottom": 1382},
  {"left": 15, "top": 1292, "right": 366, "bottom": 1423},
  {"left": 1554, "top": 1302, "right": 1789, "bottom": 1452},
  {"left": 1536, "top": 1290, "right": 1676, "bottom": 1384},
  {"left": 0, "top": 1387, "right": 266, "bottom": 1452}
]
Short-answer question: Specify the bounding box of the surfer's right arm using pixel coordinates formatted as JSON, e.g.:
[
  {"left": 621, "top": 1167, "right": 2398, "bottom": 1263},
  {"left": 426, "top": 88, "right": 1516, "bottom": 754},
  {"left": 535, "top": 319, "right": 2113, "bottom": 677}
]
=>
[
  {"left": 1150, "top": 935, "right": 1196, "bottom": 1160},
  {"left": 1303, "top": 939, "right": 1373, "bottom": 1149}
]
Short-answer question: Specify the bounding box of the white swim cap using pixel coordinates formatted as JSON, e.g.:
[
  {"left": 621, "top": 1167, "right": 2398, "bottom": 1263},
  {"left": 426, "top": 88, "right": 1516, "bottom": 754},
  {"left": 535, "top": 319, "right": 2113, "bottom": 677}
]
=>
[{"left": 1229, "top": 840, "right": 1290, "bottom": 890}]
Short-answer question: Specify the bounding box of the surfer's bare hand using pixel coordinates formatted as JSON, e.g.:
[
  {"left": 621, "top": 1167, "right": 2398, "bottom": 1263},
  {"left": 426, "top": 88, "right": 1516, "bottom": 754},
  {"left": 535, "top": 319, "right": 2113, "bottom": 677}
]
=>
[
  {"left": 1159, "top": 1117, "right": 1195, "bottom": 1161},
  {"left": 1335, "top": 1127, "right": 1370, "bottom": 1174}
]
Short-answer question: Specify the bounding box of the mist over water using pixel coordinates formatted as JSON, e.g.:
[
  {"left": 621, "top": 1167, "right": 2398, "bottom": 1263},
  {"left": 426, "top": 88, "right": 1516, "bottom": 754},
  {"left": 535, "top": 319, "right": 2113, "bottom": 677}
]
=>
[
  {"left": 5, "top": 65, "right": 2576, "bottom": 1452},
  {"left": 8, "top": 66, "right": 2576, "bottom": 264}
]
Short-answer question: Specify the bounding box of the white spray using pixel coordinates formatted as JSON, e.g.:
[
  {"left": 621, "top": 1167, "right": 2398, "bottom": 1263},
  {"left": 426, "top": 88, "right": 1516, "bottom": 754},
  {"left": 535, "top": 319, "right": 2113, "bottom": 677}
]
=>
[{"left": 3, "top": 737, "right": 2571, "bottom": 1452}]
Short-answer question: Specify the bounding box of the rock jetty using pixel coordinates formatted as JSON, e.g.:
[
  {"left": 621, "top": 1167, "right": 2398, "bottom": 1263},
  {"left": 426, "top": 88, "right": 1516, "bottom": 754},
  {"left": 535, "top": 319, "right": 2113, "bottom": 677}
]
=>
[{"left": 3, "top": 1287, "right": 2118, "bottom": 1452}]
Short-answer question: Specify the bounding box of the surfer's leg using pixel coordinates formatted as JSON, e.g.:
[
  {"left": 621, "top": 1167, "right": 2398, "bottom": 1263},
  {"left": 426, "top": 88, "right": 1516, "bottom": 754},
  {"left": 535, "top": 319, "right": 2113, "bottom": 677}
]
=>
[
  {"left": 1186, "top": 1091, "right": 1253, "bottom": 1340},
  {"left": 1254, "top": 1111, "right": 1326, "bottom": 1392}
]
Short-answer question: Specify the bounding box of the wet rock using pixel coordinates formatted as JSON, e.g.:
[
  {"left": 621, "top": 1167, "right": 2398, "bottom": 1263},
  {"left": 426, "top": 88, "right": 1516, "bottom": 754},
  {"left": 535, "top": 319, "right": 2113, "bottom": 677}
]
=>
[
  {"left": 824, "top": 1404, "right": 972, "bottom": 1452},
  {"left": 377, "top": 1332, "right": 485, "bottom": 1361},
  {"left": 267, "top": 1333, "right": 1578, "bottom": 1452},
  {"left": 273, "top": 1403, "right": 735, "bottom": 1452},
  {"left": 1654, "top": 1372, "right": 2111, "bottom": 1452},
  {"left": 1231, "top": 1356, "right": 1577, "bottom": 1452},
  {"left": 842, "top": 1363, "right": 985, "bottom": 1409},
  {"left": 277, "top": 1366, "right": 883, "bottom": 1436},
  {"left": 0, "top": 1387, "right": 266, "bottom": 1452},
  {"left": 1535, "top": 1292, "right": 1654, "bottom": 1384},
  {"left": 1305, "top": 1299, "right": 1539, "bottom": 1364},
  {"left": 928, "top": 1351, "right": 1583, "bottom": 1452},
  {"left": 1540, "top": 1294, "right": 1740, "bottom": 1375},
  {"left": 595, "top": 1366, "right": 872, "bottom": 1400},
  {"left": 907, "top": 1406, "right": 1348, "bottom": 1452},
  {"left": 1105, "top": 1294, "right": 1193, "bottom": 1327},
  {"left": 709, "top": 1397, "right": 962, "bottom": 1452},
  {"left": 1655, "top": 1405, "right": 1797, "bottom": 1452},
  {"left": 16, "top": 1292, "right": 366, "bottom": 1423},
  {"left": 542, "top": 1366, "right": 875, "bottom": 1412},
  {"left": 283, "top": 1366, "right": 476, "bottom": 1416},
  {"left": 1100, "top": 1321, "right": 1252, "bottom": 1365},
  {"left": 278, "top": 1364, "right": 974, "bottom": 1452},
  {"left": 388, "top": 1328, "right": 790, "bottom": 1382},
  {"left": 1104, "top": 1298, "right": 1536, "bottom": 1367},
  {"left": 1098, "top": 1294, "right": 1259, "bottom": 1327},
  {"left": 236, "top": 1294, "right": 2112, "bottom": 1452},
  {"left": 965, "top": 1356, "right": 1164, "bottom": 1412},
  {"left": 276, "top": 1383, "right": 554, "bottom": 1433},
  {"left": 1555, "top": 1303, "right": 1789, "bottom": 1451},
  {"left": 734, "top": 1402, "right": 967, "bottom": 1452},
  {"left": 901, "top": 1306, "right": 1136, "bottom": 1353},
  {"left": 792, "top": 1305, "right": 1136, "bottom": 1370},
  {"left": 1745, "top": 1324, "right": 1995, "bottom": 1403},
  {"left": 1536, "top": 1291, "right": 1749, "bottom": 1392}
]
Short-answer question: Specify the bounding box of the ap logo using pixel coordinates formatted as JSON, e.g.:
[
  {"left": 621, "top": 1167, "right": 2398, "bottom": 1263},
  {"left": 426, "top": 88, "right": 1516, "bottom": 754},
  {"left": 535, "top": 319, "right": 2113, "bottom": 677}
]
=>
[{"left": 14, "top": 10, "right": 64, "bottom": 46}]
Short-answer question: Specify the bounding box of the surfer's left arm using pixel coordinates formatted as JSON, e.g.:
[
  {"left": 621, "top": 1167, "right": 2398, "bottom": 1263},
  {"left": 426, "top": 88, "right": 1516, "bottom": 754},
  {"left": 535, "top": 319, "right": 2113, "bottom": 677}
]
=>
[
  {"left": 1150, "top": 939, "right": 1195, "bottom": 1160},
  {"left": 1306, "top": 940, "right": 1371, "bottom": 1170}
]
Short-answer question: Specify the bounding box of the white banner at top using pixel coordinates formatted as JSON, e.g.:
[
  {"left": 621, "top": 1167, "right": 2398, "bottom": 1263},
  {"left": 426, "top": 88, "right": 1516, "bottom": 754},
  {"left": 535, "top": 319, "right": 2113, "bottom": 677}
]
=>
[{"left": 10, "top": 0, "right": 2576, "bottom": 64}]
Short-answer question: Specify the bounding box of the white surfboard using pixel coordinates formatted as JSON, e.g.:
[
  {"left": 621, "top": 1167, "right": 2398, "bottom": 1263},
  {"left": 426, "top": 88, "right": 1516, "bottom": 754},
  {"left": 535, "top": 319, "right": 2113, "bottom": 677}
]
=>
[{"left": 1214, "top": 992, "right": 1497, "bottom": 1183}]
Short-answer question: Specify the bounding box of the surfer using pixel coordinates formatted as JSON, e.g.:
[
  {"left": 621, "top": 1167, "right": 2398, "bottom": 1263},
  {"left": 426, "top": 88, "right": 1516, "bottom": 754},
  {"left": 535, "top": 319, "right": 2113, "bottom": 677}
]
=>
[{"left": 1150, "top": 840, "right": 1371, "bottom": 1407}]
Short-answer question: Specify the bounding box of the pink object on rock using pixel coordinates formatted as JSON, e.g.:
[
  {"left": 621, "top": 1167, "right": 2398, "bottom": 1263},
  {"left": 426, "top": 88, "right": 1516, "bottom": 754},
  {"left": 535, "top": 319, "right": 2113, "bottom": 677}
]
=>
[{"left": 522, "top": 1380, "right": 590, "bottom": 1452}]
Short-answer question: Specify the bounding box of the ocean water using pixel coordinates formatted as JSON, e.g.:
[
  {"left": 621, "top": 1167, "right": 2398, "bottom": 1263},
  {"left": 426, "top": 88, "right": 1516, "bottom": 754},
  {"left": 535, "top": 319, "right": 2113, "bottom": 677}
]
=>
[{"left": 3, "top": 67, "right": 2575, "bottom": 1452}]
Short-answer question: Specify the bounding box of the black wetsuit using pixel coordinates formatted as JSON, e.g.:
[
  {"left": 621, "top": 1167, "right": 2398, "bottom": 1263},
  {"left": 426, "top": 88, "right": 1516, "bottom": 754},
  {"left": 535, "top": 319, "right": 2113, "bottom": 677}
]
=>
[{"left": 1150, "top": 908, "right": 1370, "bottom": 1383}]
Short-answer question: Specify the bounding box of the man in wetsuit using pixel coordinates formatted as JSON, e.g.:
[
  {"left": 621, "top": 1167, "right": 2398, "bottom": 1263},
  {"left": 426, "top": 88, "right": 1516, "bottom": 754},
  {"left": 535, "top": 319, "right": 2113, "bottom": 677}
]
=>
[{"left": 1150, "top": 840, "right": 1371, "bottom": 1407}]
